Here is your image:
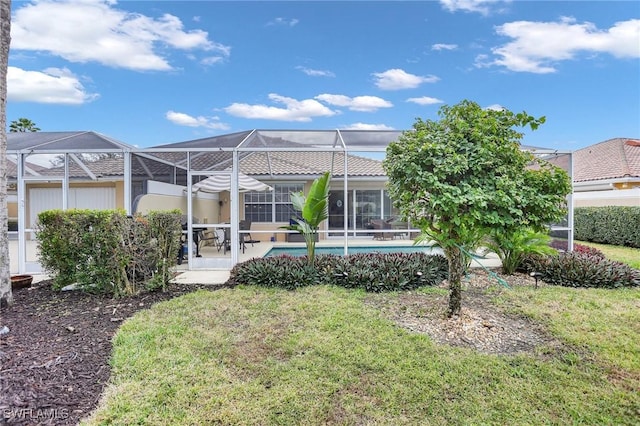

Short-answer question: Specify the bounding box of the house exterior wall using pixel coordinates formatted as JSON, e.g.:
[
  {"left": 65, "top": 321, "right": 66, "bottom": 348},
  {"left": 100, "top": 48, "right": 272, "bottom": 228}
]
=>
[
  {"left": 574, "top": 188, "right": 640, "bottom": 207},
  {"left": 134, "top": 193, "right": 220, "bottom": 223}
]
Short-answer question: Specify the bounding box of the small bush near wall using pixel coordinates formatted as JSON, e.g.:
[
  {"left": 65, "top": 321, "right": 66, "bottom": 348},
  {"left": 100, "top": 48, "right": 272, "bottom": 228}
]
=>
[
  {"left": 574, "top": 206, "right": 640, "bottom": 248},
  {"left": 523, "top": 252, "right": 640, "bottom": 289},
  {"left": 37, "top": 209, "right": 182, "bottom": 296},
  {"left": 228, "top": 252, "right": 448, "bottom": 292}
]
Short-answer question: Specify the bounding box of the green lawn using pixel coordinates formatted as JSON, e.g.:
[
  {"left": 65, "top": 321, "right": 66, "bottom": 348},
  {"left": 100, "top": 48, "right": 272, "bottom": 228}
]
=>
[
  {"left": 85, "top": 285, "right": 639, "bottom": 425},
  {"left": 576, "top": 240, "right": 640, "bottom": 269}
]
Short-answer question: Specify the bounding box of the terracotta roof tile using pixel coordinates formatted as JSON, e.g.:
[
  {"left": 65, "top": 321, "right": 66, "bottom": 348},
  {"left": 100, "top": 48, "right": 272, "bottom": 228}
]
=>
[{"left": 573, "top": 138, "right": 640, "bottom": 182}]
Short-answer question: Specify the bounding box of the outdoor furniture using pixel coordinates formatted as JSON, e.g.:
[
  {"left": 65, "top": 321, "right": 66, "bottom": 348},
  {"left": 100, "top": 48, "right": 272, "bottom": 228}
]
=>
[
  {"left": 198, "top": 228, "right": 225, "bottom": 253},
  {"left": 371, "top": 219, "right": 394, "bottom": 240},
  {"left": 240, "top": 219, "right": 258, "bottom": 245}
]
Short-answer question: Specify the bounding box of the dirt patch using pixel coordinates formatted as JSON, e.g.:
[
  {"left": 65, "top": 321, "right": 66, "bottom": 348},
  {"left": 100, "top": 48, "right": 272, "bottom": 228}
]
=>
[
  {"left": 0, "top": 281, "right": 222, "bottom": 426},
  {"left": 365, "top": 269, "right": 564, "bottom": 355}
]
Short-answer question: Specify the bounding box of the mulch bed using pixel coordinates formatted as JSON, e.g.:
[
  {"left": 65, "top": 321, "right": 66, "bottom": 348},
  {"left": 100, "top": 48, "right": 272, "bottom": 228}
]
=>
[{"left": 0, "top": 281, "right": 221, "bottom": 426}]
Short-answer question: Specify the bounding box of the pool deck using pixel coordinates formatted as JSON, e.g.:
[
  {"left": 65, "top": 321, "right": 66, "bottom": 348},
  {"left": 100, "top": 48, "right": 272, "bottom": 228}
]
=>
[{"left": 9, "top": 238, "right": 502, "bottom": 286}]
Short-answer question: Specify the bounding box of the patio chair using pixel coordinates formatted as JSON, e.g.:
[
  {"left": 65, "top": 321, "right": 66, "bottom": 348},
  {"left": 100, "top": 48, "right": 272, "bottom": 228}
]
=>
[
  {"left": 239, "top": 219, "right": 258, "bottom": 245},
  {"left": 371, "top": 219, "right": 394, "bottom": 240},
  {"left": 198, "top": 228, "right": 225, "bottom": 253}
]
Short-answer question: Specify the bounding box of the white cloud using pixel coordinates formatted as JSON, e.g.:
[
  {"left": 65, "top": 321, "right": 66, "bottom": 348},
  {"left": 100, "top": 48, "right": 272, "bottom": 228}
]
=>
[
  {"left": 484, "top": 104, "right": 505, "bottom": 111},
  {"left": 315, "top": 94, "right": 393, "bottom": 112},
  {"left": 406, "top": 96, "right": 444, "bottom": 106},
  {"left": 296, "top": 66, "right": 335, "bottom": 77},
  {"left": 12, "top": 0, "right": 229, "bottom": 71},
  {"left": 372, "top": 69, "right": 439, "bottom": 90},
  {"left": 440, "top": 0, "right": 509, "bottom": 16},
  {"left": 8, "top": 66, "right": 99, "bottom": 104},
  {"left": 341, "top": 123, "right": 395, "bottom": 131},
  {"left": 166, "top": 111, "right": 230, "bottom": 130},
  {"left": 266, "top": 17, "right": 299, "bottom": 27},
  {"left": 481, "top": 17, "right": 640, "bottom": 73},
  {"left": 432, "top": 43, "right": 458, "bottom": 51},
  {"left": 224, "top": 94, "right": 337, "bottom": 122}
]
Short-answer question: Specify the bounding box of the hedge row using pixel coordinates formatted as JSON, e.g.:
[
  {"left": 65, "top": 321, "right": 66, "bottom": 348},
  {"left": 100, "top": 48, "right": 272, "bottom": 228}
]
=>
[
  {"left": 37, "top": 209, "right": 182, "bottom": 296},
  {"left": 228, "top": 252, "right": 449, "bottom": 292},
  {"left": 574, "top": 206, "right": 640, "bottom": 248}
]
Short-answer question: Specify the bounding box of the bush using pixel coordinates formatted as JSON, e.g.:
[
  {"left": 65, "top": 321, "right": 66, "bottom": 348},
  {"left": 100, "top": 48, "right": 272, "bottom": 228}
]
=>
[
  {"left": 524, "top": 252, "right": 640, "bottom": 289},
  {"left": 549, "top": 239, "right": 605, "bottom": 258},
  {"left": 37, "top": 209, "right": 182, "bottom": 296},
  {"left": 229, "top": 252, "right": 448, "bottom": 292},
  {"left": 228, "top": 255, "right": 320, "bottom": 290},
  {"left": 574, "top": 206, "right": 640, "bottom": 248}
]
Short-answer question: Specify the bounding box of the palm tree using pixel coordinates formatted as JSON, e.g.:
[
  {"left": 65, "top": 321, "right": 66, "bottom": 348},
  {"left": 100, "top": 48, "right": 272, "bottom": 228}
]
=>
[
  {"left": 1, "top": 0, "right": 13, "bottom": 308},
  {"left": 9, "top": 117, "right": 40, "bottom": 132}
]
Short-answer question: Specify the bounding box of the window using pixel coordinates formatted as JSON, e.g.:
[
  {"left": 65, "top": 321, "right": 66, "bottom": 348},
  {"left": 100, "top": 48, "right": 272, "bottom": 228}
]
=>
[{"left": 244, "top": 183, "right": 303, "bottom": 223}]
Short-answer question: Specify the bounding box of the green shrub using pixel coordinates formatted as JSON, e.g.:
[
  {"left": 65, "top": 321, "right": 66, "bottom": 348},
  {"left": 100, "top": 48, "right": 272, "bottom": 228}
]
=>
[
  {"left": 484, "top": 228, "right": 556, "bottom": 275},
  {"left": 228, "top": 255, "right": 320, "bottom": 289},
  {"left": 36, "top": 209, "right": 182, "bottom": 296},
  {"left": 549, "top": 239, "right": 606, "bottom": 258},
  {"left": 574, "top": 206, "right": 640, "bottom": 248},
  {"left": 525, "top": 252, "right": 640, "bottom": 289},
  {"left": 229, "top": 252, "right": 448, "bottom": 292}
]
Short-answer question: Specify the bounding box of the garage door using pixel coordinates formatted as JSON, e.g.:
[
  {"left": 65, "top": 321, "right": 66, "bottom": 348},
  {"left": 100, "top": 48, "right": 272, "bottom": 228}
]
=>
[{"left": 29, "top": 187, "right": 117, "bottom": 229}]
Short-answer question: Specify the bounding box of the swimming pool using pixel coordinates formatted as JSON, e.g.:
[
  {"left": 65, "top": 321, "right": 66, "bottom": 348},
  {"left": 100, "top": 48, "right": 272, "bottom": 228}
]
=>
[{"left": 265, "top": 245, "right": 443, "bottom": 257}]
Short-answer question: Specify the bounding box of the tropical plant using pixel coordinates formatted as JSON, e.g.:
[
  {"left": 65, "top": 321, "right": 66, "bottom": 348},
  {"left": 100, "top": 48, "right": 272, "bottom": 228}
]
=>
[
  {"left": 384, "top": 100, "right": 571, "bottom": 317},
  {"left": 0, "top": 0, "right": 12, "bottom": 309},
  {"left": 484, "top": 228, "right": 557, "bottom": 275},
  {"left": 9, "top": 117, "right": 40, "bottom": 132},
  {"left": 282, "top": 171, "right": 330, "bottom": 264}
]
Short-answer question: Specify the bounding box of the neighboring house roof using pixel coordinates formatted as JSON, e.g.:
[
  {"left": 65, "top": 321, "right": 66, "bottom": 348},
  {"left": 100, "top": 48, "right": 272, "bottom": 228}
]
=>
[
  {"left": 6, "top": 157, "right": 46, "bottom": 178},
  {"left": 573, "top": 138, "right": 640, "bottom": 182}
]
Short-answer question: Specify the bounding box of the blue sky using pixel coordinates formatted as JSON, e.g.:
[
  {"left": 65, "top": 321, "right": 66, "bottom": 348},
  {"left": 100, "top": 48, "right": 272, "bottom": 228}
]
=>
[{"left": 6, "top": 0, "right": 640, "bottom": 151}]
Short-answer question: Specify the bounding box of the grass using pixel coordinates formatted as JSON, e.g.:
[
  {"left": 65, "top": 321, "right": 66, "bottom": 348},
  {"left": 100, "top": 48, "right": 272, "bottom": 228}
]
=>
[
  {"left": 84, "top": 285, "right": 640, "bottom": 425},
  {"left": 576, "top": 240, "right": 640, "bottom": 269}
]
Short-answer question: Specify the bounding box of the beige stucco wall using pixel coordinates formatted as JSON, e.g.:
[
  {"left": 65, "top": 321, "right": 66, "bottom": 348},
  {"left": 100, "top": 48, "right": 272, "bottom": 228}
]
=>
[
  {"left": 574, "top": 188, "right": 640, "bottom": 207},
  {"left": 575, "top": 198, "right": 640, "bottom": 207},
  {"left": 135, "top": 193, "right": 220, "bottom": 223},
  {"left": 7, "top": 200, "right": 17, "bottom": 219}
]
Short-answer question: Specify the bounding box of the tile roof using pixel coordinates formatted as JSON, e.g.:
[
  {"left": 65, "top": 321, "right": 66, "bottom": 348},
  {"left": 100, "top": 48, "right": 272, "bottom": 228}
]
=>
[
  {"left": 238, "top": 152, "right": 384, "bottom": 177},
  {"left": 11, "top": 151, "right": 384, "bottom": 180},
  {"left": 573, "top": 138, "right": 640, "bottom": 182}
]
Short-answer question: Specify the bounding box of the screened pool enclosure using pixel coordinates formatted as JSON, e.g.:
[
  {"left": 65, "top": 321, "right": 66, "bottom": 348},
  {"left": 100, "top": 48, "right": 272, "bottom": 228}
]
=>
[{"left": 7, "top": 130, "right": 573, "bottom": 272}]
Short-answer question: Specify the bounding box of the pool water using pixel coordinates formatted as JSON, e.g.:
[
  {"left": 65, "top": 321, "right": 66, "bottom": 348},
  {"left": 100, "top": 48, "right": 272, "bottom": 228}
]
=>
[{"left": 265, "top": 245, "right": 442, "bottom": 257}]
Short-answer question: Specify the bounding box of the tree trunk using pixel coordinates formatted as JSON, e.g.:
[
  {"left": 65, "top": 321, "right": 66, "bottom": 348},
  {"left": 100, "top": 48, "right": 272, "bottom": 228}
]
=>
[
  {"left": 0, "top": 0, "right": 12, "bottom": 309},
  {"left": 445, "top": 245, "right": 464, "bottom": 317}
]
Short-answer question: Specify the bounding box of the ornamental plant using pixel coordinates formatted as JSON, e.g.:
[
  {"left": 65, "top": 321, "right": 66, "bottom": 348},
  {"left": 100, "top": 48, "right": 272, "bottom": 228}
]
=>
[
  {"left": 282, "top": 171, "right": 331, "bottom": 265},
  {"left": 384, "top": 100, "right": 571, "bottom": 316}
]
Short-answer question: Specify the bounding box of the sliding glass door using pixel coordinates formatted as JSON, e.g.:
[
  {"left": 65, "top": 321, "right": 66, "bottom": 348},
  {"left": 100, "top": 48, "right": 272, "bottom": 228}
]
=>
[{"left": 328, "top": 189, "right": 397, "bottom": 237}]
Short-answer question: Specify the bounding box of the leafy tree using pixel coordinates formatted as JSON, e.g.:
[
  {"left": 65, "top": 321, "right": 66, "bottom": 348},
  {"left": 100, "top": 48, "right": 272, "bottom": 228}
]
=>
[
  {"left": 9, "top": 117, "right": 40, "bottom": 132},
  {"left": 284, "top": 171, "right": 331, "bottom": 265},
  {"left": 384, "top": 100, "right": 571, "bottom": 317},
  {"left": 1, "top": 0, "right": 12, "bottom": 308}
]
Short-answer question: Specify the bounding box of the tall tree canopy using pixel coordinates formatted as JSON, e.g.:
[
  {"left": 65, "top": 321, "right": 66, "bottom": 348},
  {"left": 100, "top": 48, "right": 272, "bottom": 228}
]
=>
[
  {"left": 383, "top": 100, "right": 571, "bottom": 317},
  {"left": 9, "top": 117, "right": 39, "bottom": 132}
]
